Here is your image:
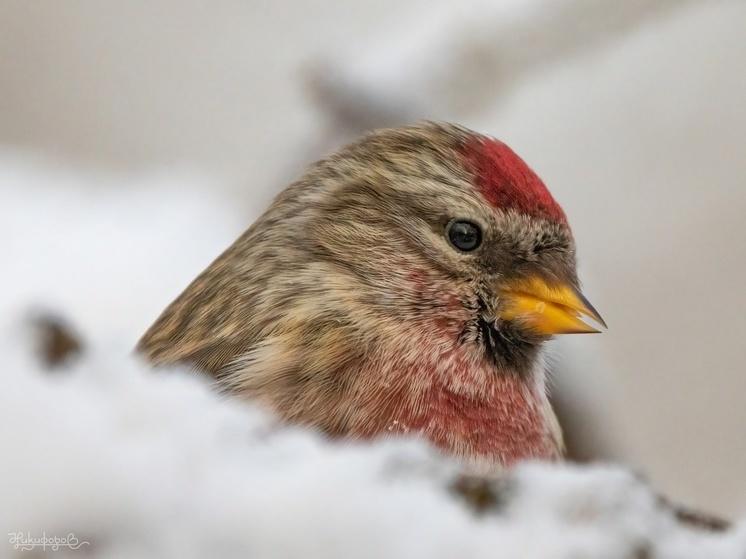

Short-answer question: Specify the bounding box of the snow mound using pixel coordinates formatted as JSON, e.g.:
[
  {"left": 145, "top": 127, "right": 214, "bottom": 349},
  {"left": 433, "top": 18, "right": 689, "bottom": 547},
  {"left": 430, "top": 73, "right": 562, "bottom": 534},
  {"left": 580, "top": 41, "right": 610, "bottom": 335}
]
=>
[{"left": 1, "top": 332, "right": 744, "bottom": 559}]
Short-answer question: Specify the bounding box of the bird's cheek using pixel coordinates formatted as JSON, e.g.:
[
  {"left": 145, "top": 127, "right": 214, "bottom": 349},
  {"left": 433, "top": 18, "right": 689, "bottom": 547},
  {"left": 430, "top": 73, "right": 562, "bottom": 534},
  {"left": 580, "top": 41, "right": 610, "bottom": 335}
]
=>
[
  {"left": 425, "top": 292, "right": 468, "bottom": 331},
  {"left": 416, "top": 293, "right": 475, "bottom": 343}
]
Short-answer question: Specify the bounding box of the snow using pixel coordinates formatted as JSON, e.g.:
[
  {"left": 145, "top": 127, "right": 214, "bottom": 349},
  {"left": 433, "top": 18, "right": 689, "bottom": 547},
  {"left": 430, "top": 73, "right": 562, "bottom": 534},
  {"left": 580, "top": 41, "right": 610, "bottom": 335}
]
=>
[
  {"left": 2, "top": 157, "right": 745, "bottom": 558},
  {"left": 0, "top": 154, "right": 246, "bottom": 344},
  {"left": 1, "top": 330, "right": 745, "bottom": 558}
]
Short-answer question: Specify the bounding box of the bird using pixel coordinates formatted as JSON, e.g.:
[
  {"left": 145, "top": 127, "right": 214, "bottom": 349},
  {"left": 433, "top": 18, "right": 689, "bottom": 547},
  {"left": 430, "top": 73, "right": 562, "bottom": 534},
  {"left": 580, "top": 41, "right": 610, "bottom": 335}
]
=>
[{"left": 137, "top": 122, "right": 605, "bottom": 471}]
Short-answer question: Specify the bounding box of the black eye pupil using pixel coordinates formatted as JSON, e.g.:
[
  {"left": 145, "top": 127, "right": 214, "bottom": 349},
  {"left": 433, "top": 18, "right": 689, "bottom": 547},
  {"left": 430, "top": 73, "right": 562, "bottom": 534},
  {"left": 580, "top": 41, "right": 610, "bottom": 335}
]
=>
[{"left": 447, "top": 220, "right": 482, "bottom": 252}]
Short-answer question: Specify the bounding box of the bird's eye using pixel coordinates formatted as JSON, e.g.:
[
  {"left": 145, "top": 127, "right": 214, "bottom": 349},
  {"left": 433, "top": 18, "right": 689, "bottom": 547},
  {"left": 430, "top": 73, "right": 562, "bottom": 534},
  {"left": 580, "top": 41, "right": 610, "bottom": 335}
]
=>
[{"left": 446, "top": 220, "right": 482, "bottom": 252}]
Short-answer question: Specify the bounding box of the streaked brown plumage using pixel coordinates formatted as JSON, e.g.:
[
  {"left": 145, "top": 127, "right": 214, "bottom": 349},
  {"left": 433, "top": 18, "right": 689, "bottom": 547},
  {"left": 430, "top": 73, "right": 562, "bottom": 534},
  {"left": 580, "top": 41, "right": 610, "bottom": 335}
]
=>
[{"left": 138, "top": 122, "right": 604, "bottom": 471}]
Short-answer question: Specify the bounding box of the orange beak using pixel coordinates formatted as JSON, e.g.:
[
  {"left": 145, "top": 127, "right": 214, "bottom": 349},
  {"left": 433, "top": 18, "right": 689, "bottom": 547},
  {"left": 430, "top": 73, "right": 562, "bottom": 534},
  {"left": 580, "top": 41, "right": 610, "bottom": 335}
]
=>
[{"left": 498, "top": 277, "right": 606, "bottom": 335}]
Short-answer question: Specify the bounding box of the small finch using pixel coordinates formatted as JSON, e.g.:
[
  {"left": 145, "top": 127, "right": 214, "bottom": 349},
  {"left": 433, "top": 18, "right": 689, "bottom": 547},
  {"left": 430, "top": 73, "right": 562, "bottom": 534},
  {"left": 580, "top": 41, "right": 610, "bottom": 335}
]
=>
[{"left": 138, "top": 122, "right": 605, "bottom": 470}]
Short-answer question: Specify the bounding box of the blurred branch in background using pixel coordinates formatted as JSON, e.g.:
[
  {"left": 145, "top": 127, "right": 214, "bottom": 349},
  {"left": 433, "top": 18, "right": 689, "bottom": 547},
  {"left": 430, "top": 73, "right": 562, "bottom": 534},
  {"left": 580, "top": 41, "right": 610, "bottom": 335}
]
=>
[{"left": 307, "top": 0, "right": 693, "bottom": 134}]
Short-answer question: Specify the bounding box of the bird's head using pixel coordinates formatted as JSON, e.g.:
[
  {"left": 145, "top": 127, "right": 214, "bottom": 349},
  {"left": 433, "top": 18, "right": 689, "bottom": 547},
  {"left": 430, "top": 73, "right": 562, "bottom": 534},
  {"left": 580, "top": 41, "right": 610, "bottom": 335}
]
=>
[
  {"left": 295, "top": 123, "right": 603, "bottom": 368},
  {"left": 139, "top": 122, "right": 604, "bottom": 466}
]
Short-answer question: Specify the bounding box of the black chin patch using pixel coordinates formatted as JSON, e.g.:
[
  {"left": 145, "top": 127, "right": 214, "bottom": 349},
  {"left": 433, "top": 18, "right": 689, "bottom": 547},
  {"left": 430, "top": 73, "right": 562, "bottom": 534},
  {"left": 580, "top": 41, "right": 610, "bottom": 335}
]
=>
[{"left": 476, "top": 317, "right": 541, "bottom": 376}]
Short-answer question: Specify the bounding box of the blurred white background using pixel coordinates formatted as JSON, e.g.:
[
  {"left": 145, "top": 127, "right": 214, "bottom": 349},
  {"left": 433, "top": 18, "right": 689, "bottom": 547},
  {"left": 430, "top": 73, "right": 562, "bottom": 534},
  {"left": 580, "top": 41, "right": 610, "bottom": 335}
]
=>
[{"left": 1, "top": 0, "right": 744, "bottom": 516}]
